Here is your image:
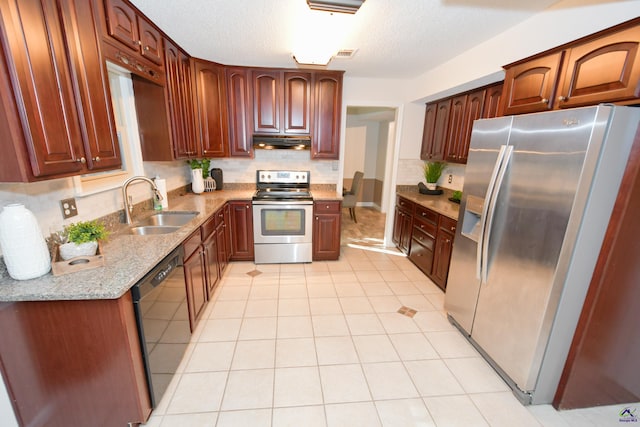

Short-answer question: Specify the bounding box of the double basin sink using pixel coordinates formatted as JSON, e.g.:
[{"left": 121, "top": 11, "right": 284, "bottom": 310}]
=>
[{"left": 130, "top": 211, "right": 199, "bottom": 235}]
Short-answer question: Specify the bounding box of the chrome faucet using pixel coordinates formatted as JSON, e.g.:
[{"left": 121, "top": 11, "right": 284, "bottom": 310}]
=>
[{"left": 122, "top": 176, "right": 163, "bottom": 224}]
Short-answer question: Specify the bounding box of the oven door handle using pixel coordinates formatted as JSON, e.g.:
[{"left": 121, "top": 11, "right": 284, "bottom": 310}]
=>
[{"left": 252, "top": 200, "right": 314, "bottom": 205}]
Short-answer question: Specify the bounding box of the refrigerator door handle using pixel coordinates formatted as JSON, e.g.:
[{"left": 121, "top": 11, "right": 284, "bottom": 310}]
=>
[
  {"left": 481, "top": 145, "right": 513, "bottom": 286},
  {"left": 476, "top": 145, "right": 509, "bottom": 280}
]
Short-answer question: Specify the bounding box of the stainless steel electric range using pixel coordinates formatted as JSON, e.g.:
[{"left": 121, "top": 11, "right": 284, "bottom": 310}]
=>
[{"left": 252, "top": 170, "right": 313, "bottom": 264}]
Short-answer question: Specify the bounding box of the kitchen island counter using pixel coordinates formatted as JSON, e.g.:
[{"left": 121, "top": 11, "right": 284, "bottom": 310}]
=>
[{"left": 0, "top": 190, "right": 254, "bottom": 302}]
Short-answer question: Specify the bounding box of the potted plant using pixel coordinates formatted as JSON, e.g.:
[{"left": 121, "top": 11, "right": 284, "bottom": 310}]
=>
[
  {"left": 424, "top": 161, "right": 447, "bottom": 190},
  {"left": 450, "top": 190, "right": 462, "bottom": 204},
  {"left": 58, "top": 220, "right": 109, "bottom": 261}
]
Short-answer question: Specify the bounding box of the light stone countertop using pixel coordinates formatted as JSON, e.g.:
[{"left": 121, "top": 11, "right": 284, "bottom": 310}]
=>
[
  {"left": 396, "top": 190, "right": 461, "bottom": 221},
  {"left": 0, "top": 190, "right": 255, "bottom": 302}
]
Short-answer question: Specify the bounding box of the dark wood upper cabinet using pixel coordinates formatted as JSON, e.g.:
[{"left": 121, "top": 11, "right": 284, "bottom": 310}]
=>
[
  {"left": 284, "top": 71, "right": 312, "bottom": 134},
  {"left": 194, "top": 59, "right": 229, "bottom": 158},
  {"left": 445, "top": 94, "right": 468, "bottom": 163},
  {"left": 482, "top": 83, "right": 503, "bottom": 119},
  {"left": 252, "top": 70, "right": 281, "bottom": 133},
  {"left": 420, "top": 99, "right": 451, "bottom": 161},
  {"left": 251, "top": 69, "right": 312, "bottom": 135},
  {"left": 457, "top": 89, "right": 486, "bottom": 164},
  {"left": 500, "top": 51, "right": 563, "bottom": 116},
  {"left": 104, "top": 0, "right": 162, "bottom": 65},
  {"left": 0, "top": 0, "right": 121, "bottom": 182},
  {"left": 312, "top": 71, "right": 343, "bottom": 159},
  {"left": 501, "top": 19, "right": 640, "bottom": 115},
  {"left": 226, "top": 67, "right": 253, "bottom": 157},
  {"left": 557, "top": 24, "right": 640, "bottom": 108}
]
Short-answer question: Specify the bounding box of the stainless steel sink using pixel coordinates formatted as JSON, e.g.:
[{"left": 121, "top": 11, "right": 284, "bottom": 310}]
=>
[
  {"left": 137, "top": 211, "right": 199, "bottom": 227},
  {"left": 130, "top": 225, "right": 182, "bottom": 235},
  {"left": 130, "top": 211, "right": 199, "bottom": 235}
]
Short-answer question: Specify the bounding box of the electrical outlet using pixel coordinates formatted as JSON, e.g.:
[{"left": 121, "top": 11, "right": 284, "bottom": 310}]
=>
[
  {"left": 60, "top": 198, "right": 78, "bottom": 219},
  {"left": 448, "top": 174, "right": 453, "bottom": 184}
]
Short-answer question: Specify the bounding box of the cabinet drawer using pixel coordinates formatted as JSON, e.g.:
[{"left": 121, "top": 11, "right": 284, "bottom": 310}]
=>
[
  {"left": 214, "top": 207, "right": 225, "bottom": 227},
  {"left": 201, "top": 215, "right": 216, "bottom": 240},
  {"left": 412, "top": 227, "right": 435, "bottom": 250},
  {"left": 439, "top": 216, "right": 457, "bottom": 234},
  {"left": 183, "top": 229, "right": 202, "bottom": 259},
  {"left": 415, "top": 205, "right": 438, "bottom": 224},
  {"left": 413, "top": 217, "right": 437, "bottom": 239},
  {"left": 409, "top": 236, "right": 434, "bottom": 275},
  {"left": 314, "top": 201, "right": 341, "bottom": 213},
  {"left": 396, "top": 196, "right": 415, "bottom": 214}
]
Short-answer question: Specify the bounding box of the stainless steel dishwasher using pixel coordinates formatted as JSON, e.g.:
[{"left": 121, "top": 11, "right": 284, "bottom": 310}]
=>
[{"left": 131, "top": 246, "right": 191, "bottom": 408}]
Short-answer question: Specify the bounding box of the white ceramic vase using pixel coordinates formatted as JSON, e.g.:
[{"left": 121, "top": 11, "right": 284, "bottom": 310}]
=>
[
  {"left": 191, "top": 168, "right": 204, "bottom": 194},
  {"left": 59, "top": 241, "right": 98, "bottom": 261},
  {"left": 426, "top": 182, "right": 437, "bottom": 191},
  {"left": 0, "top": 204, "right": 51, "bottom": 280}
]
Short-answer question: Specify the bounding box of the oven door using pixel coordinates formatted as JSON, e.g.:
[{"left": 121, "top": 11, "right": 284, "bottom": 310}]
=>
[{"left": 252, "top": 201, "right": 313, "bottom": 244}]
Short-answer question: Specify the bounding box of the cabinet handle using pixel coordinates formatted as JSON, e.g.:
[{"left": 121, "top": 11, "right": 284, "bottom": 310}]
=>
[
  {"left": 245, "top": 205, "right": 249, "bottom": 209},
  {"left": 541, "top": 98, "right": 549, "bottom": 104},
  {"left": 326, "top": 205, "right": 330, "bottom": 209},
  {"left": 76, "top": 157, "right": 86, "bottom": 164},
  {"left": 138, "top": 40, "right": 142, "bottom": 46},
  {"left": 450, "top": 226, "right": 455, "bottom": 231},
  {"left": 445, "top": 238, "right": 451, "bottom": 243},
  {"left": 315, "top": 216, "right": 318, "bottom": 220},
  {"left": 421, "top": 212, "right": 426, "bottom": 216},
  {"left": 558, "top": 95, "right": 568, "bottom": 102},
  {"left": 144, "top": 46, "right": 150, "bottom": 51},
  {"left": 92, "top": 156, "right": 100, "bottom": 162}
]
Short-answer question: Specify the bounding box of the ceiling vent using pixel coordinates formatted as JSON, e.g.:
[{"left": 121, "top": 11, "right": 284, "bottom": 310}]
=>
[
  {"left": 307, "top": 0, "right": 365, "bottom": 14},
  {"left": 335, "top": 49, "right": 358, "bottom": 59}
]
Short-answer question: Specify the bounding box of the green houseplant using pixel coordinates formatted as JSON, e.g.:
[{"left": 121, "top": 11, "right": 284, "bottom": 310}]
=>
[
  {"left": 58, "top": 220, "right": 109, "bottom": 260},
  {"left": 424, "top": 161, "right": 447, "bottom": 190},
  {"left": 187, "top": 158, "right": 211, "bottom": 179}
]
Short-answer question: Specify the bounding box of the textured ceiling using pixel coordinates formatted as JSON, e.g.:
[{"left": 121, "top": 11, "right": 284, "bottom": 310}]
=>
[{"left": 130, "top": 0, "right": 561, "bottom": 79}]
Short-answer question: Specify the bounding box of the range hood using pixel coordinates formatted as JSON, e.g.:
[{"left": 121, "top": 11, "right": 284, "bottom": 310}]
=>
[{"left": 253, "top": 135, "right": 311, "bottom": 150}]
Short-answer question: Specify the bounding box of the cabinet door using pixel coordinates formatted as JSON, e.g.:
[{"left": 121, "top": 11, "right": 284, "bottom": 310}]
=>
[
  {"left": 501, "top": 51, "right": 564, "bottom": 115},
  {"left": 223, "top": 203, "right": 232, "bottom": 261},
  {"left": 557, "top": 25, "right": 640, "bottom": 108},
  {"left": 431, "top": 99, "right": 451, "bottom": 161},
  {"left": 183, "top": 250, "right": 207, "bottom": 330},
  {"left": 445, "top": 94, "right": 467, "bottom": 163},
  {"left": 399, "top": 212, "right": 413, "bottom": 254},
  {"left": 252, "top": 70, "right": 280, "bottom": 133},
  {"left": 164, "top": 40, "right": 190, "bottom": 159},
  {"left": 0, "top": 0, "right": 85, "bottom": 178},
  {"left": 313, "top": 213, "right": 341, "bottom": 260},
  {"left": 137, "top": 17, "right": 162, "bottom": 65},
  {"left": 483, "top": 83, "right": 503, "bottom": 118},
  {"left": 432, "top": 230, "right": 454, "bottom": 290},
  {"left": 457, "top": 89, "right": 485, "bottom": 164},
  {"left": 392, "top": 207, "right": 403, "bottom": 246},
  {"left": 104, "top": 0, "right": 139, "bottom": 52},
  {"left": 229, "top": 201, "right": 254, "bottom": 260},
  {"left": 202, "top": 233, "right": 219, "bottom": 299},
  {"left": 284, "top": 71, "right": 312, "bottom": 134},
  {"left": 194, "top": 60, "right": 229, "bottom": 157},
  {"left": 63, "top": 0, "right": 121, "bottom": 171},
  {"left": 215, "top": 222, "right": 228, "bottom": 276},
  {"left": 226, "top": 67, "right": 253, "bottom": 157},
  {"left": 312, "top": 71, "right": 343, "bottom": 160},
  {"left": 420, "top": 103, "right": 437, "bottom": 160}
]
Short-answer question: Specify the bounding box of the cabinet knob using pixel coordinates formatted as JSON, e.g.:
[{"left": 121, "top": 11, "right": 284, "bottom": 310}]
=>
[
  {"left": 138, "top": 40, "right": 142, "bottom": 46},
  {"left": 144, "top": 46, "right": 149, "bottom": 51},
  {"left": 450, "top": 226, "right": 455, "bottom": 231},
  {"left": 76, "top": 157, "right": 86, "bottom": 164},
  {"left": 326, "top": 205, "right": 330, "bottom": 209},
  {"left": 246, "top": 205, "right": 249, "bottom": 209},
  {"left": 92, "top": 156, "right": 100, "bottom": 162},
  {"left": 558, "top": 95, "right": 568, "bottom": 102},
  {"left": 541, "top": 98, "right": 549, "bottom": 104},
  {"left": 315, "top": 216, "right": 318, "bottom": 220}
]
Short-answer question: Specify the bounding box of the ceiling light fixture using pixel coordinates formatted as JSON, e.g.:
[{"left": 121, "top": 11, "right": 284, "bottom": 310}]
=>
[{"left": 307, "top": 0, "right": 365, "bottom": 14}]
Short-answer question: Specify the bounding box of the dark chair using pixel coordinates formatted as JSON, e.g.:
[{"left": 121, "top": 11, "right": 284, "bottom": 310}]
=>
[{"left": 342, "top": 171, "right": 364, "bottom": 223}]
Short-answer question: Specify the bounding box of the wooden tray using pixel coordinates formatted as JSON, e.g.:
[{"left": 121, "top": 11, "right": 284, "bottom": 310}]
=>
[{"left": 51, "top": 243, "right": 105, "bottom": 276}]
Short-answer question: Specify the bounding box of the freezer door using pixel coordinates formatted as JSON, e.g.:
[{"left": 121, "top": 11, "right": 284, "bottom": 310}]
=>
[
  {"left": 469, "top": 107, "right": 603, "bottom": 392},
  {"left": 444, "top": 116, "right": 513, "bottom": 334}
]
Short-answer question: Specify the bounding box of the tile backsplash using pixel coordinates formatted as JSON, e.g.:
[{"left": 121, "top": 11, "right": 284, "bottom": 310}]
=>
[{"left": 397, "top": 159, "right": 465, "bottom": 191}]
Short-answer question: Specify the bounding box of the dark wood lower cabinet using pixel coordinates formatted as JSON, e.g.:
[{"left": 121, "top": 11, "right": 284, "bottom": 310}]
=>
[
  {"left": 394, "top": 195, "right": 457, "bottom": 290},
  {"left": 228, "top": 201, "right": 254, "bottom": 261},
  {"left": 0, "top": 293, "right": 150, "bottom": 426},
  {"left": 313, "top": 201, "right": 341, "bottom": 261}
]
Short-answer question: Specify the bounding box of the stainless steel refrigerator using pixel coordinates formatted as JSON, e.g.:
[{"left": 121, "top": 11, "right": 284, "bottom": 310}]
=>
[{"left": 444, "top": 105, "right": 640, "bottom": 405}]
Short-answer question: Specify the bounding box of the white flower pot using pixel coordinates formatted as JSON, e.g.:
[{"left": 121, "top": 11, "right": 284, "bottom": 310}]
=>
[
  {"left": 191, "top": 168, "right": 204, "bottom": 194},
  {"left": 59, "top": 241, "right": 98, "bottom": 261},
  {"left": 426, "top": 182, "right": 437, "bottom": 191}
]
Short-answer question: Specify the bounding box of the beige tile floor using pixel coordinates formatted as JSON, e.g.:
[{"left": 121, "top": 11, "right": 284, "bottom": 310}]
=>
[{"left": 141, "top": 244, "right": 635, "bottom": 427}]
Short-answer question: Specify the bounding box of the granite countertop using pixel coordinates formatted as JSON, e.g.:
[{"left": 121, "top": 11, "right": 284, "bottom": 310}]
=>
[
  {"left": 0, "top": 190, "right": 255, "bottom": 302},
  {"left": 311, "top": 189, "right": 342, "bottom": 200},
  {"left": 396, "top": 190, "right": 461, "bottom": 221}
]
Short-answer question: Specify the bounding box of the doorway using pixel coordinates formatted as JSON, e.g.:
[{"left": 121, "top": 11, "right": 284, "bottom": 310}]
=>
[{"left": 342, "top": 106, "right": 397, "bottom": 247}]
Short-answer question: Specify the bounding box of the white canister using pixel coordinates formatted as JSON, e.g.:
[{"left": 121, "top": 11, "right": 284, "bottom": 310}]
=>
[{"left": 0, "top": 204, "right": 51, "bottom": 280}]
